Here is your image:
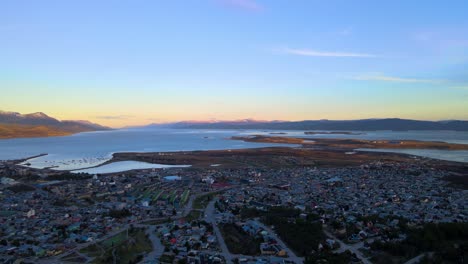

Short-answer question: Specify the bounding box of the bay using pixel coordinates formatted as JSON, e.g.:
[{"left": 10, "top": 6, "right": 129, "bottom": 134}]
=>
[{"left": 0, "top": 129, "right": 467, "bottom": 170}]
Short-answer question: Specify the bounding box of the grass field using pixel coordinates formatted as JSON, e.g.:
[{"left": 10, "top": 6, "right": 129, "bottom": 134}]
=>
[
  {"left": 193, "top": 191, "right": 223, "bottom": 210},
  {"left": 0, "top": 211, "right": 17, "bottom": 217},
  {"left": 183, "top": 210, "right": 203, "bottom": 222},
  {"left": 80, "top": 228, "right": 152, "bottom": 264}
]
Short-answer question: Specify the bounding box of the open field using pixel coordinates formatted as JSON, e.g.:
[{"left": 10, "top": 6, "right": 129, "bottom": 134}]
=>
[
  {"left": 232, "top": 135, "right": 468, "bottom": 150},
  {"left": 193, "top": 191, "right": 223, "bottom": 210},
  {"left": 110, "top": 147, "right": 417, "bottom": 168},
  {"left": 80, "top": 228, "right": 152, "bottom": 264},
  {"left": 107, "top": 136, "right": 468, "bottom": 187},
  {"left": 220, "top": 223, "right": 262, "bottom": 255},
  {"left": 109, "top": 144, "right": 468, "bottom": 171}
]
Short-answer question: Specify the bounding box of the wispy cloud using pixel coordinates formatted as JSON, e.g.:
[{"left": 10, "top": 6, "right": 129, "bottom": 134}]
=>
[
  {"left": 218, "top": 0, "right": 264, "bottom": 12},
  {"left": 95, "top": 115, "right": 133, "bottom": 120},
  {"left": 279, "top": 48, "right": 376, "bottom": 58},
  {"left": 354, "top": 74, "right": 444, "bottom": 83}
]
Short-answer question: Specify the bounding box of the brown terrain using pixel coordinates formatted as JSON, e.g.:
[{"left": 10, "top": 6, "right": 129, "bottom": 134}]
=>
[
  {"left": 304, "top": 131, "right": 364, "bottom": 135},
  {"left": 232, "top": 135, "right": 468, "bottom": 150},
  {"left": 103, "top": 135, "right": 468, "bottom": 188},
  {"left": 0, "top": 111, "right": 110, "bottom": 139},
  {"left": 0, "top": 124, "right": 72, "bottom": 139},
  {"left": 110, "top": 147, "right": 415, "bottom": 168},
  {"left": 107, "top": 146, "right": 468, "bottom": 188},
  {"left": 98, "top": 134, "right": 468, "bottom": 169}
]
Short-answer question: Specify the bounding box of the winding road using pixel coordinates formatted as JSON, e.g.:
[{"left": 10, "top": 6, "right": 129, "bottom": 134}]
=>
[
  {"left": 140, "top": 225, "right": 164, "bottom": 264},
  {"left": 36, "top": 189, "right": 229, "bottom": 264},
  {"left": 204, "top": 199, "right": 304, "bottom": 264},
  {"left": 324, "top": 230, "right": 373, "bottom": 264}
]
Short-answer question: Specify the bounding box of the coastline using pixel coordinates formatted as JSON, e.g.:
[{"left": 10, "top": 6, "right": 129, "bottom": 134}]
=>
[
  {"left": 105, "top": 146, "right": 467, "bottom": 169},
  {"left": 231, "top": 135, "right": 468, "bottom": 150},
  {"left": 6, "top": 136, "right": 467, "bottom": 188},
  {"left": 9, "top": 133, "right": 468, "bottom": 174}
]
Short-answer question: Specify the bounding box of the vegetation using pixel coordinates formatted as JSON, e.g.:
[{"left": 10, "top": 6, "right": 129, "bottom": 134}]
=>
[
  {"left": 183, "top": 210, "right": 202, "bottom": 222},
  {"left": 159, "top": 253, "right": 175, "bottom": 263},
  {"left": 7, "top": 184, "right": 35, "bottom": 193},
  {"left": 239, "top": 207, "right": 267, "bottom": 219},
  {"left": 81, "top": 228, "right": 152, "bottom": 264},
  {"left": 220, "top": 223, "right": 262, "bottom": 255},
  {"left": 193, "top": 191, "right": 222, "bottom": 210},
  {"left": 442, "top": 174, "right": 468, "bottom": 189},
  {"left": 0, "top": 123, "right": 71, "bottom": 139},
  {"left": 238, "top": 206, "right": 324, "bottom": 257},
  {"left": 0, "top": 211, "right": 17, "bottom": 217},
  {"left": 263, "top": 216, "right": 324, "bottom": 256},
  {"left": 79, "top": 243, "right": 102, "bottom": 258},
  {"left": 304, "top": 251, "right": 356, "bottom": 264},
  {"left": 107, "top": 209, "right": 132, "bottom": 219},
  {"left": 370, "top": 222, "right": 468, "bottom": 263},
  {"left": 180, "top": 190, "right": 190, "bottom": 204},
  {"left": 46, "top": 172, "right": 92, "bottom": 181}
]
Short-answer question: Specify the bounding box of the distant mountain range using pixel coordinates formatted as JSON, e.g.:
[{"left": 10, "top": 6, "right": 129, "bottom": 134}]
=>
[
  {"left": 0, "top": 111, "right": 110, "bottom": 139},
  {"left": 139, "top": 119, "right": 285, "bottom": 128},
  {"left": 2, "top": 111, "right": 467, "bottom": 140},
  {"left": 141, "top": 118, "right": 468, "bottom": 131}
]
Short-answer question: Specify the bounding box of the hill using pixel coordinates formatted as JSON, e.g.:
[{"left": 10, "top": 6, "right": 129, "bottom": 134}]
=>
[
  {"left": 0, "top": 111, "right": 110, "bottom": 139},
  {"left": 0, "top": 123, "right": 72, "bottom": 139}
]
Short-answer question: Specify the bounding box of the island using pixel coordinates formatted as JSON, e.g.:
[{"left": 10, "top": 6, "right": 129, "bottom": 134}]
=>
[
  {"left": 304, "top": 131, "right": 364, "bottom": 135},
  {"left": 232, "top": 135, "right": 468, "bottom": 150}
]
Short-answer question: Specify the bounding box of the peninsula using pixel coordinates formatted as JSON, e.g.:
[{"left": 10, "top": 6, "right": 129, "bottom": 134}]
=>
[{"left": 0, "top": 111, "right": 110, "bottom": 139}]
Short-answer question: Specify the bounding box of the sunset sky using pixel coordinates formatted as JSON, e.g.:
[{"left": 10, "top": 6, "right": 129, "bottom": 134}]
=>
[{"left": 1, "top": 0, "right": 468, "bottom": 127}]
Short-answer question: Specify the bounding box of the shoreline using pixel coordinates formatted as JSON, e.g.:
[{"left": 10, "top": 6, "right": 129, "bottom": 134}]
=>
[
  {"left": 231, "top": 135, "right": 468, "bottom": 151},
  {"left": 105, "top": 146, "right": 467, "bottom": 168},
  {"left": 13, "top": 135, "right": 468, "bottom": 173},
  {"left": 304, "top": 131, "right": 365, "bottom": 135},
  {"left": 5, "top": 142, "right": 467, "bottom": 189}
]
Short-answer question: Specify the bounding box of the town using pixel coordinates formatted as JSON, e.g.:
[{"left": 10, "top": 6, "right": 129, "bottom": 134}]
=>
[{"left": 0, "top": 157, "right": 467, "bottom": 264}]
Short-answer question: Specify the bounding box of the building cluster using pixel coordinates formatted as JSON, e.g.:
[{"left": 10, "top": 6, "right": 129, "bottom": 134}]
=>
[
  {"left": 209, "top": 162, "right": 466, "bottom": 256},
  {"left": 217, "top": 163, "right": 466, "bottom": 224},
  {"left": 0, "top": 164, "right": 209, "bottom": 260},
  {"left": 0, "top": 159, "right": 466, "bottom": 263}
]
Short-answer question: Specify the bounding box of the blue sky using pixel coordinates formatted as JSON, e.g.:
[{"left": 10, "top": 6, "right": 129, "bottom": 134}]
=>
[{"left": 1, "top": 0, "right": 467, "bottom": 127}]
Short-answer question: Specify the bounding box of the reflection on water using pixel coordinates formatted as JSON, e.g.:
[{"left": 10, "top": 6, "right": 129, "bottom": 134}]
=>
[
  {"left": 1, "top": 129, "right": 467, "bottom": 169},
  {"left": 1, "top": 129, "right": 295, "bottom": 170},
  {"left": 72, "top": 161, "right": 191, "bottom": 174}
]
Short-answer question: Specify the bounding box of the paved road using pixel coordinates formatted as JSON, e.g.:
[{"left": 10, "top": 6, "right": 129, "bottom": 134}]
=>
[
  {"left": 36, "top": 189, "right": 230, "bottom": 264},
  {"left": 205, "top": 199, "right": 304, "bottom": 264},
  {"left": 205, "top": 199, "right": 234, "bottom": 263},
  {"left": 404, "top": 252, "right": 431, "bottom": 264},
  {"left": 141, "top": 225, "right": 164, "bottom": 264},
  {"left": 324, "top": 230, "right": 373, "bottom": 264},
  {"left": 204, "top": 199, "right": 255, "bottom": 262},
  {"left": 36, "top": 225, "right": 130, "bottom": 264}
]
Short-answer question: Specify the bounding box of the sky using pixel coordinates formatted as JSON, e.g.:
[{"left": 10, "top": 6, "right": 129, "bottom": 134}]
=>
[{"left": 1, "top": 0, "right": 468, "bottom": 127}]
